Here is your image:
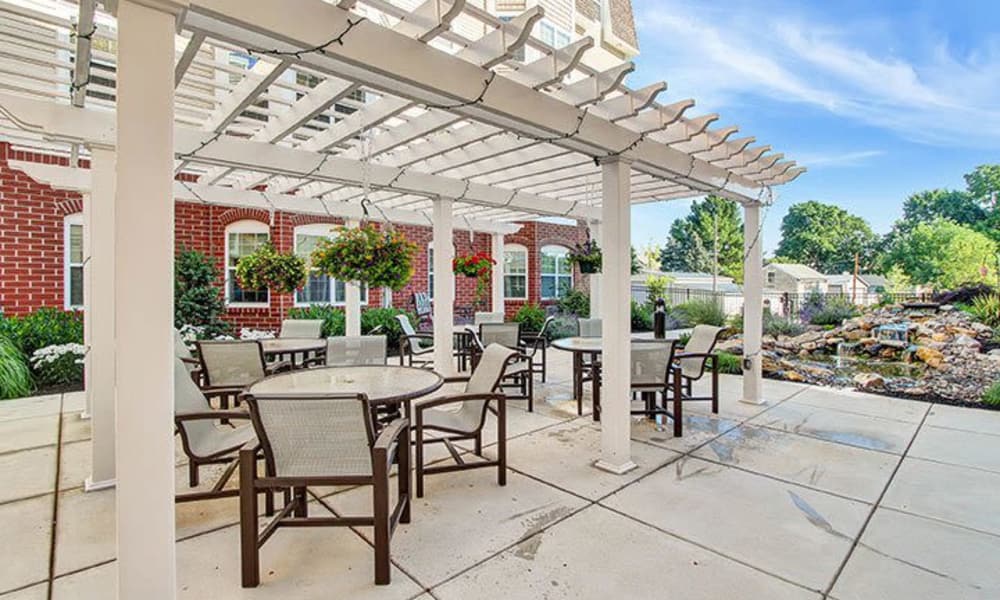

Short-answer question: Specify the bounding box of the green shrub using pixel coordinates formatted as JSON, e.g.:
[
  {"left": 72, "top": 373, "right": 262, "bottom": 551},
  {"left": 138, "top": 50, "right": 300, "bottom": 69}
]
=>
[
  {"left": 809, "top": 296, "right": 858, "bottom": 327},
  {"left": 30, "top": 344, "right": 85, "bottom": 387},
  {"left": 968, "top": 294, "right": 1000, "bottom": 328},
  {"left": 175, "top": 248, "right": 229, "bottom": 338},
  {"left": 715, "top": 351, "right": 743, "bottom": 375},
  {"left": 631, "top": 299, "right": 653, "bottom": 331},
  {"left": 676, "top": 299, "right": 727, "bottom": 327},
  {"left": 983, "top": 382, "right": 1000, "bottom": 407},
  {"left": 677, "top": 332, "right": 691, "bottom": 347},
  {"left": 514, "top": 303, "right": 546, "bottom": 333},
  {"left": 287, "top": 305, "right": 346, "bottom": 337},
  {"left": 547, "top": 316, "right": 579, "bottom": 340},
  {"left": 0, "top": 336, "right": 33, "bottom": 399},
  {"left": 360, "top": 307, "right": 415, "bottom": 349},
  {"left": 645, "top": 275, "right": 671, "bottom": 304},
  {"left": 0, "top": 308, "right": 84, "bottom": 360},
  {"left": 557, "top": 289, "right": 590, "bottom": 318},
  {"left": 765, "top": 314, "right": 806, "bottom": 337}
]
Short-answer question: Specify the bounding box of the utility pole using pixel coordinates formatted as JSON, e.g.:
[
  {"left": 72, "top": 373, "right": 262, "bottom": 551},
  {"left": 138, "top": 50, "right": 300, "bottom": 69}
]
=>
[{"left": 852, "top": 252, "right": 859, "bottom": 304}]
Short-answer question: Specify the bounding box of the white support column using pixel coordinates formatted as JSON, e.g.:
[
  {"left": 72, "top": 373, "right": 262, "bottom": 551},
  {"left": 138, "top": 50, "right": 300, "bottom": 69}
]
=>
[
  {"left": 587, "top": 220, "right": 602, "bottom": 319},
  {"left": 491, "top": 232, "right": 505, "bottom": 315},
  {"left": 432, "top": 198, "right": 455, "bottom": 374},
  {"left": 114, "top": 1, "right": 183, "bottom": 598},
  {"left": 345, "top": 219, "right": 362, "bottom": 336},
  {"left": 84, "top": 146, "right": 116, "bottom": 492},
  {"left": 741, "top": 202, "right": 764, "bottom": 405},
  {"left": 596, "top": 158, "right": 637, "bottom": 474}
]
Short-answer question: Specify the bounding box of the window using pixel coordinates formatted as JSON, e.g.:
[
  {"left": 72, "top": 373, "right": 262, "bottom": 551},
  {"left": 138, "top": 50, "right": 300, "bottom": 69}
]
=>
[
  {"left": 64, "top": 213, "right": 83, "bottom": 310},
  {"left": 293, "top": 224, "right": 367, "bottom": 306},
  {"left": 226, "top": 220, "right": 270, "bottom": 305},
  {"left": 766, "top": 271, "right": 776, "bottom": 285},
  {"left": 503, "top": 244, "right": 528, "bottom": 299},
  {"left": 540, "top": 245, "right": 573, "bottom": 299}
]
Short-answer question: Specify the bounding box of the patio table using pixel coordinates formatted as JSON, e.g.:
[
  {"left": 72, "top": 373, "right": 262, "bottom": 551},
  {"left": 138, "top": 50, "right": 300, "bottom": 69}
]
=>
[
  {"left": 259, "top": 338, "right": 327, "bottom": 368},
  {"left": 247, "top": 365, "right": 444, "bottom": 421},
  {"left": 552, "top": 332, "right": 688, "bottom": 422}
]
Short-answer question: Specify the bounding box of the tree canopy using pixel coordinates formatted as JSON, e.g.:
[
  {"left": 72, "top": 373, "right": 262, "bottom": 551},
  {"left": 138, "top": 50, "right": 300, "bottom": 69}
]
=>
[
  {"left": 659, "top": 195, "right": 745, "bottom": 281},
  {"left": 882, "top": 218, "right": 996, "bottom": 289},
  {"left": 775, "top": 201, "right": 879, "bottom": 274}
]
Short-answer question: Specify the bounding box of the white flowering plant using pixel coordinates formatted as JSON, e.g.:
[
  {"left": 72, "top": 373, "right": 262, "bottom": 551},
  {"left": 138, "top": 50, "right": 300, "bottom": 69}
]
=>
[
  {"left": 239, "top": 328, "right": 276, "bottom": 340},
  {"left": 30, "top": 343, "right": 85, "bottom": 386}
]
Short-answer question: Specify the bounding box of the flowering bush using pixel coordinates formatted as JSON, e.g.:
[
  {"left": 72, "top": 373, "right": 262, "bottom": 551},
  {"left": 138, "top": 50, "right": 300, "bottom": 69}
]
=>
[
  {"left": 239, "top": 328, "right": 276, "bottom": 340},
  {"left": 30, "top": 343, "right": 85, "bottom": 386},
  {"left": 568, "top": 240, "right": 602, "bottom": 273},
  {"left": 311, "top": 224, "right": 417, "bottom": 290},
  {"left": 453, "top": 252, "right": 495, "bottom": 306},
  {"left": 235, "top": 242, "right": 307, "bottom": 294}
]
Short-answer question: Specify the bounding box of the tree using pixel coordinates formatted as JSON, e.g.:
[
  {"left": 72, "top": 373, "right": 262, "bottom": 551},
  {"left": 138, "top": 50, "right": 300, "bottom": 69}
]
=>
[
  {"left": 899, "top": 189, "right": 986, "bottom": 231},
  {"left": 659, "top": 195, "right": 744, "bottom": 281},
  {"left": 175, "top": 248, "right": 230, "bottom": 338},
  {"left": 882, "top": 218, "right": 997, "bottom": 289},
  {"left": 964, "top": 165, "right": 1000, "bottom": 203},
  {"left": 775, "top": 201, "right": 879, "bottom": 274}
]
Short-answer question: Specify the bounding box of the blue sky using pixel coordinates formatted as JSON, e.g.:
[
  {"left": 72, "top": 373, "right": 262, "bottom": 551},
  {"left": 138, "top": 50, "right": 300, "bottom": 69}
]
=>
[{"left": 628, "top": 0, "right": 1000, "bottom": 255}]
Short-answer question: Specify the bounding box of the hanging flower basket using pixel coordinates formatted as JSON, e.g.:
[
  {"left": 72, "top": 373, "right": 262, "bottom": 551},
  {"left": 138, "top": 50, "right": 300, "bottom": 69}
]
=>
[
  {"left": 568, "top": 240, "right": 602, "bottom": 274},
  {"left": 235, "top": 242, "right": 307, "bottom": 294},
  {"left": 311, "top": 224, "right": 418, "bottom": 291},
  {"left": 453, "top": 252, "right": 496, "bottom": 306}
]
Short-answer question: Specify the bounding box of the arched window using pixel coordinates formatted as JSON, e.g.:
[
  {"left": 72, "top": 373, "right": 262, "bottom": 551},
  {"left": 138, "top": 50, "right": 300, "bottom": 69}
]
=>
[
  {"left": 293, "top": 223, "right": 367, "bottom": 306},
  {"left": 540, "top": 245, "right": 573, "bottom": 299},
  {"left": 225, "top": 220, "right": 270, "bottom": 306},
  {"left": 63, "top": 213, "right": 84, "bottom": 310},
  {"left": 503, "top": 244, "right": 528, "bottom": 300}
]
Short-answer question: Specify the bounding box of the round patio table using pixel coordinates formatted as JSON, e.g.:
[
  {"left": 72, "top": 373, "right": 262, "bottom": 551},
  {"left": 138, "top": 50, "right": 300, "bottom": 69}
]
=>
[
  {"left": 247, "top": 365, "right": 444, "bottom": 419},
  {"left": 259, "top": 338, "right": 327, "bottom": 368}
]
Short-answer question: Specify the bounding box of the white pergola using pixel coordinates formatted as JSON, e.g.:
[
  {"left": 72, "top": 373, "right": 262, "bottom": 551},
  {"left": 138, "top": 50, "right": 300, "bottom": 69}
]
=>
[{"left": 0, "top": 0, "right": 802, "bottom": 596}]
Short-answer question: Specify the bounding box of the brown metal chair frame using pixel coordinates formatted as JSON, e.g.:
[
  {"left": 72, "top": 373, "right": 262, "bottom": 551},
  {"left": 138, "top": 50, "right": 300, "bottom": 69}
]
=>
[
  {"left": 413, "top": 350, "right": 521, "bottom": 498},
  {"left": 238, "top": 393, "right": 411, "bottom": 587},
  {"left": 195, "top": 340, "right": 292, "bottom": 413},
  {"left": 519, "top": 315, "right": 554, "bottom": 382},
  {"left": 467, "top": 325, "right": 534, "bottom": 411},
  {"left": 671, "top": 327, "right": 728, "bottom": 414},
  {"left": 629, "top": 340, "right": 684, "bottom": 437}
]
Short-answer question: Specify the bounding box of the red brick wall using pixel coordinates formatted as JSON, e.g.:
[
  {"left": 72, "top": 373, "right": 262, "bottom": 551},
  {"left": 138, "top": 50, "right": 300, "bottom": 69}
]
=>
[{"left": 0, "top": 142, "right": 587, "bottom": 328}]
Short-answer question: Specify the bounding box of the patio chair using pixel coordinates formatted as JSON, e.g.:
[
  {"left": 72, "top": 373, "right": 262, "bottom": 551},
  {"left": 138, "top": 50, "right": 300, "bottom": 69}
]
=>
[
  {"left": 395, "top": 314, "right": 435, "bottom": 368},
  {"left": 238, "top": 392, "right": 411, "bottom": 586},
  {"left": 322, "top": 335, "right": 387, "bottom": 366},
  {"left": 412, "top": 292, "right": 433, "bottom": 330},
  {"left": 279, "top": 319, "right": 323, "bottom": 338},
  {"left": 630, "top": 340, "right": 683, "bottom": 437},
  {"left": 173, "top": 358, "right": 260, "bottom": 503},
  {"left": 174, "top": 328, "right": 202, "bottom": 384},
  {"left": 414, "top": 343, "right": 519, "bottom": 497},
  {"left": 520, "top": 315, "right": 555, "bottom": 382},
  {"left": 473, "top": 311, "right": 504, "bottom": 325},
  {"left": 195, "top": 340, "right": 291, "bottom": 411},
  {"left": 467, "top": 325, "right": 533, "bottom": 411},
  {"left": 578, "top": 317, "right": 602, "bottom": 337},
  {"left": 672, "top": 325, "right": 727, "bottom": 413}
]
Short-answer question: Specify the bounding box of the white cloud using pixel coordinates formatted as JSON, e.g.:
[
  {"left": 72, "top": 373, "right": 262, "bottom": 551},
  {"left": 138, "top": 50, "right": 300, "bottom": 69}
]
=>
[
  {"left": 793, "top": 150, "right": 885, "bottom": 168},
  {"left": 633, "top": 1, "right": 1000, "bottom": 148}
]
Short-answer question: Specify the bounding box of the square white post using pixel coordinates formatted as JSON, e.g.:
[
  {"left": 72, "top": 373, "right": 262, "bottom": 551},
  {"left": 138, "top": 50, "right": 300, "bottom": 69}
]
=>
[
  {"left": 432, "top": 198, "right": 455, "bottom": 373},
  {"left": 84, "top": 146, "right": 116, "bottom": 491},
  {"left": 741, "top": 201, "right": 764, "bottom": 404},
  {"left": 114, "top": 1, "right": 184, "bottom": 597},
  {"left": 345, "top": 219, "right": 362, "bottom": 336},
  {"left": 596, "top": 157, "right": 637, "bottom": 474},
  {"left": 587, "top": 220, "right": 602, "bottom": 319},
  {"left": 491, "top": 232, "right": 505, "bottom": 315}
]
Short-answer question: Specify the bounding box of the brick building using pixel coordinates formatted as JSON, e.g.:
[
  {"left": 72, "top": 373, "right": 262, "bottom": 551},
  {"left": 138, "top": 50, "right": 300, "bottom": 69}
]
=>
[{"left": 0, "top": 142, "right": 588, "bottom": 329}]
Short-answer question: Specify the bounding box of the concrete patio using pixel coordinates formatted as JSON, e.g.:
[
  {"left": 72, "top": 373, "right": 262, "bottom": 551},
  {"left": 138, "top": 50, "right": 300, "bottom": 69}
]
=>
[{"left": 2, "top": 351, "right": 999, "bottom": 599}]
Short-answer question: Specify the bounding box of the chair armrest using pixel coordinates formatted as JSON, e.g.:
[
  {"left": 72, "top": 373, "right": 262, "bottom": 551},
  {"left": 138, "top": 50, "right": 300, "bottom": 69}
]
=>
[
  {"left": 180, "top": 357, "right": 201, "bottom": 367},
  {"left": 674, "top": 352, "right": 717, "bottom": 360},
  {"left": 442, "top": 375, "right": 471, "bottom": 384},
  {"left": 200, "top": 386, "right": 246, "bottom": 400},
  {"left": 302, "top": 355, "right": 325, "bottom": 368},
  {"left": 414, "top": 393, "right": 505, "bottom": 413},
  {"left": 406, "top": 333, "right": 435, "bottom": 341},
  {"left": 265, "top": 360, "right": 293, "bottom": 374},
  {"left": 175, "top": 410, "right": 250, "bottom": 423},
  {"left": 373, "top": 417, "right": 409, "bottom": 467}
]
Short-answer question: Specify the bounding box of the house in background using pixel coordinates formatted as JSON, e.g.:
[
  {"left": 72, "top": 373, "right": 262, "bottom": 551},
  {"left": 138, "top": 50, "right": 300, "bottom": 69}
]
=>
[
  {"left": 826, "top": 273, "right": 888, "bottom": 296},
  {"left": 763, "top": 263, "right": 828, "bottom": 294}
]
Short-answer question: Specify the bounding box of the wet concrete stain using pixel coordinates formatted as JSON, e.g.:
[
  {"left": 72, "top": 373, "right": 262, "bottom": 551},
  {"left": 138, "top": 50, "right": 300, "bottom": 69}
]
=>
[
  {"left": 673, "top": 457, "right": 721, "bottom": 481},
  {"left": 513, "top": 506, "right": 575, "bottom": 561},
  {"left": 705, "top": 426, "right": 774, "bottom": 463},
  {"left": 787, "top": 490, "right": 851, "bottom": 541},
  {"left": 810, "top": 430, "right": 893, "bottom": 452}
]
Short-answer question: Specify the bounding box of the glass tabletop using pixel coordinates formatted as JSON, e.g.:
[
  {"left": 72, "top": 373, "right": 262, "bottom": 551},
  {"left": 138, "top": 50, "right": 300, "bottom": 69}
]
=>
[
  {"left": 259, "top": 338, "right": 327, "bottom": 354},
  {"left": 551, "top": 332, "right": 688, "bottom": 353},
  {"left": 248, "top": 365, "right": 444, "bottom": 404}
]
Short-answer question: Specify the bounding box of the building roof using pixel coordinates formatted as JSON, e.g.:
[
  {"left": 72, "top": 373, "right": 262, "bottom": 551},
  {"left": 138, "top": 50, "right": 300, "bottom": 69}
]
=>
[
  {"left": 859, "top": 274, "right": 889, "bottom": 289},
  {"left": 767, "top": 263, "right": 826, "bottom": 280},
  {"left": 825, "top": 273, "right": 890, "bottom": 289}
]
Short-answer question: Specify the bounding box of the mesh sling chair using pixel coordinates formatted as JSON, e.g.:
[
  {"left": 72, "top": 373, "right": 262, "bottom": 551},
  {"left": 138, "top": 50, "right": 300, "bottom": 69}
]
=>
[
  {"left": 469, "top": 323, "right": 533, "bottom": 411},
  {"left": 414, "top": 343, "right": 519, "bottom": 498},
  {"left": 520, "top": 315, "right": 555, "bottom": 382},
  {"left": 196, "top": 340, "right": 292, "bottom": 412},
  {"left": 574, "top": 318, "right": 602, "bottom": 416},
  {"left": 630, "top": 340, "right": 684, "bottom": 437},
  {"left": 412, "top": 292, "right": 433, "bottom": 330},
  {"left": 395, "top": 314, "right": 435, "bottom": 368},
  {"left": 279, "top": 319, "right": 323, "bottom": 338},
  {"left": 473, "top": 311, "right": 504, "bottom": 325},
  {"left": 239, "top": 392, "right": 411, "bottom": 587},
  {"left": 173, "top": 358, "right": 262, "bottom": 502},
  {"left": 303, "top": 335, "right": 387, "bottom": 368},
  {"left": 672, "top": 325, "right": 727, "bottom": 413},
  {"left": 174, "top": 328, "right": 202, "bottom": 384}
]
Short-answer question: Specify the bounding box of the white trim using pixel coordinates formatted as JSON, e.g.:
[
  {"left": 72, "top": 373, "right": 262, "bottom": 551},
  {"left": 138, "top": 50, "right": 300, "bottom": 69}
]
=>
[
  {"left": 63, "top": 212, "right": 84, "bottom": 310},
  {"left": 503, "top": 243, "right": 529, "bottom": 300},
  {"left": 540, "top": 243, "right": 573, "bottom": 300},
  {"left": 224, "top": 219, "right": 271, "bottom": 307}
]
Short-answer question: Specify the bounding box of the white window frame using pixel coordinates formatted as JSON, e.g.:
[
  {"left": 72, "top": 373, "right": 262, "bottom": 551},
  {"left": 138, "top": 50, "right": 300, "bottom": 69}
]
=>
[
  {"left": 503, "top": 244, "right": 529, "bottom": 300},
  {"left": 540, "top": 244, "right": 573, "bottom": 300},
  {"left": 293, "top": 223, "right": 368, "bottom": 307},
  {"left": 225, "top": 220, "right": 271, "bottom": 307},
  {"left": 63, "top": 212, "right": 84, "bottom": 310}
]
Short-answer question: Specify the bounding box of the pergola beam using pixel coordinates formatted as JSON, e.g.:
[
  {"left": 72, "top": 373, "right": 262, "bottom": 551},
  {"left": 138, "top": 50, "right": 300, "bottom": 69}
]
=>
[{"left": 70, "top": 0, "right": 96, "bottom": 107}]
